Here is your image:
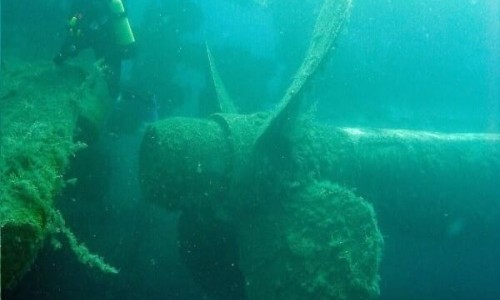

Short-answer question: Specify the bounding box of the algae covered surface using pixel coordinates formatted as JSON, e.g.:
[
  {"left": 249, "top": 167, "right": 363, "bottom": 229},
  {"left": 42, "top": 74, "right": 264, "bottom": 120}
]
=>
[
  {"left": 0, "top": 60, "right": 116, "bottom": 289},
  {"left": 2, "top": 0, "right": 499, "bottom": 299}
]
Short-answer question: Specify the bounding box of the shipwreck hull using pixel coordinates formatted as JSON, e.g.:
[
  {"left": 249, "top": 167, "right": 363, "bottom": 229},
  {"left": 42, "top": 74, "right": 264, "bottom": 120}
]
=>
[{"left": 0, "top": 61, "right": 112, "bottom": 289}]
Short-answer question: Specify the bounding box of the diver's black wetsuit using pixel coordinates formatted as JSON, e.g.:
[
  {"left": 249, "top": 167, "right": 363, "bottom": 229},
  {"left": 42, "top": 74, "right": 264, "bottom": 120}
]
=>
[{"left": 54, "top": 0, "right": 123, "bottom": 98}]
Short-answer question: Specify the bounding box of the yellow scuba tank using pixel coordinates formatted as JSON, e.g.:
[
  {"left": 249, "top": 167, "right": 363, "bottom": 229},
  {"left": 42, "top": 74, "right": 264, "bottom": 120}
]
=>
[{"left": 108, "top": 0, "right": 135, "bottom": 46}]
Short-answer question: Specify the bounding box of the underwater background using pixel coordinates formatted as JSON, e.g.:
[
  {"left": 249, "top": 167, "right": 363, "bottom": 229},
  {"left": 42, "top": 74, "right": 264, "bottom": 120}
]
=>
[{"left": 1, "top": 0, "right": 499, "bottom": 299}]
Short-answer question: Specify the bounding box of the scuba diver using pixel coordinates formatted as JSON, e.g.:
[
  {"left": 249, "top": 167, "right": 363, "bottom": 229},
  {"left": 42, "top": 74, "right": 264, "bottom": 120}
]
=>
[{"left": 54, "top": 0, "right": 136, "bottom": 99}]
